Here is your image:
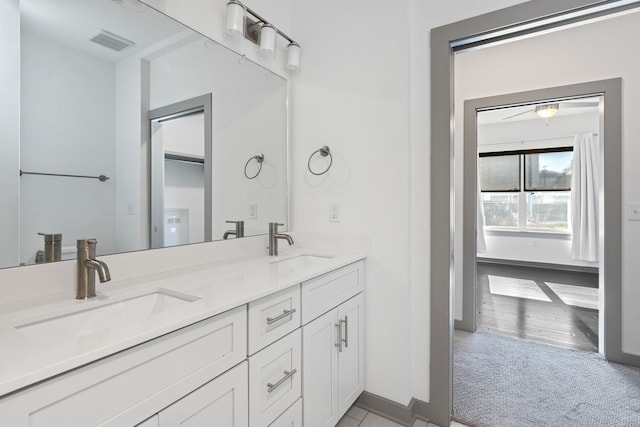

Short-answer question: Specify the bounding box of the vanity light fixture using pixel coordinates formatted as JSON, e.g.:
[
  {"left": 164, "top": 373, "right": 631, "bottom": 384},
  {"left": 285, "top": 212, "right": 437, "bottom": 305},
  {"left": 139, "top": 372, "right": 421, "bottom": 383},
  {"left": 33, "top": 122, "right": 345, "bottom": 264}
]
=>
[
  {"left": 225, "top": 0, "right": 246, "bottom": 37},
  {"left": 225, "top": 1, "right": 301, "bottom": 70},
  {"left": 258, "top": 24, "right": 277, "bottom": 58},
  {"left": 535, "top": 103, "right": 559, "bottom": 119}
]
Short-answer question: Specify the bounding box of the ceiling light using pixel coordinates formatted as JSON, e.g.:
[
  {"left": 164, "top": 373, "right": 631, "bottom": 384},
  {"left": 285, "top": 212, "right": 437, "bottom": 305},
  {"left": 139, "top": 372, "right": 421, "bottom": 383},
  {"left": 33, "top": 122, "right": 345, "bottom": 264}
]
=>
[
  {"left": 225, "top": 0, "right": 246, "bottom": 37},
  {"left": 535, "top": 104, "right": 559, "bottom": 118}
]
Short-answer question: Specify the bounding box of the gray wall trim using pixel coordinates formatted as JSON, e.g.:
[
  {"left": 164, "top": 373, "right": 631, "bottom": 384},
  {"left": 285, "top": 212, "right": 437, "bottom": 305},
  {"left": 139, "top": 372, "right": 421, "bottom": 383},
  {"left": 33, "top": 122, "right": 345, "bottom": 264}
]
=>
[
  {"left": 354, "top": 392, "right": 432, "bottom": 427},
  {"left": 431, "top": 2, "right": 637, "bottom": 426},
  {"left": 477, "top": 257, "right": 599, "bottom": 274}
]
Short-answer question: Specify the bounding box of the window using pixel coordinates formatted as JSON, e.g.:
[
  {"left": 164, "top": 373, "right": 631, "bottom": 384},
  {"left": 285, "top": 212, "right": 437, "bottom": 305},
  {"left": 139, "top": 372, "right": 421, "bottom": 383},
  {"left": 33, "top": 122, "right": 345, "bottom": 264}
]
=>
[{"left": 479, "top": 148, "right": 572, "bottom": 231}]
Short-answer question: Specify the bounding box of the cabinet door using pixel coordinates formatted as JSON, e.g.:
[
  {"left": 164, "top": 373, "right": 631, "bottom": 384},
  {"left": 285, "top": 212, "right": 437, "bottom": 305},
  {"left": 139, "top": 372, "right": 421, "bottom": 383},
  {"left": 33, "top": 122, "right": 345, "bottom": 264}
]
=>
[
  {"left": 159, "top": 361, "right": 248, "bottom": 427},
  {"left": 337, "top": 294, "right": 364, "bottom": 417},
  {"left": 302, "top": 308, "right": 339, "bottom": 427}
]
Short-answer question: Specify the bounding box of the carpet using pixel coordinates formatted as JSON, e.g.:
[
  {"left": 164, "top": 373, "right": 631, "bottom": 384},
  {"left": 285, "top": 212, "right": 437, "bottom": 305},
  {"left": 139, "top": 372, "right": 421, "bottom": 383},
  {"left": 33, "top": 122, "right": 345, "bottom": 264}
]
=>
[{"left": 453, "top": 331, "right": 640, "bottom": 427}]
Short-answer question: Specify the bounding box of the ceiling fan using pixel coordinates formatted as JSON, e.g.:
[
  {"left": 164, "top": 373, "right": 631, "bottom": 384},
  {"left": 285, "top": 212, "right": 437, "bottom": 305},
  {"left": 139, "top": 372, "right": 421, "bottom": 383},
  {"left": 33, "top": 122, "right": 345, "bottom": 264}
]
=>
[{"left": 502, "top": 100, "right": 599, "bottom": 121}]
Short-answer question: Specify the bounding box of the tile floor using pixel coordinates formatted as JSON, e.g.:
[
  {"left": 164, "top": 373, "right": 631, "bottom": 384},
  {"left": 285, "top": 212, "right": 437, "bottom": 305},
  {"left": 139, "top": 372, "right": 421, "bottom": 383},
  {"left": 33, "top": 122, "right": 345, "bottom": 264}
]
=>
[{"left": 336, "top": 405, "right": 469, "bottom": 427}]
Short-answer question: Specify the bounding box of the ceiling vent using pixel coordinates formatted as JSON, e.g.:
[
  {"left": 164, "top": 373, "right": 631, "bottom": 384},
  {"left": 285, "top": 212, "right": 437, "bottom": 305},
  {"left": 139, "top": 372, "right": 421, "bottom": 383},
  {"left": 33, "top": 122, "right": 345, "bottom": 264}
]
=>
[{"left": 89, "top": 30, "right": 135, "bottom": 52}]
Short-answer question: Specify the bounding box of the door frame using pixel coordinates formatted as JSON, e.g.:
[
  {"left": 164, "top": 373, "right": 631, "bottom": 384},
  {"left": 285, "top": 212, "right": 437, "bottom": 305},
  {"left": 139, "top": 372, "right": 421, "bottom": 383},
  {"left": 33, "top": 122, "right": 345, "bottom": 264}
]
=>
[
  {"left": 459, "top": 81, "right": 619, "bottom": 355},
  {"left": 430, "top": 1, "right": 640, "bottom": 425}
]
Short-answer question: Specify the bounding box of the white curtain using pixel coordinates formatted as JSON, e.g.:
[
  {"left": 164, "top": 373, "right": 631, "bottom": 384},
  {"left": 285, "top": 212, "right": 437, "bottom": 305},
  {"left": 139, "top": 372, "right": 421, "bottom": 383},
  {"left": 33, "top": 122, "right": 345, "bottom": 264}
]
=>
[{"left": 571, "top": 132, "right": 600, "bottom": 262}]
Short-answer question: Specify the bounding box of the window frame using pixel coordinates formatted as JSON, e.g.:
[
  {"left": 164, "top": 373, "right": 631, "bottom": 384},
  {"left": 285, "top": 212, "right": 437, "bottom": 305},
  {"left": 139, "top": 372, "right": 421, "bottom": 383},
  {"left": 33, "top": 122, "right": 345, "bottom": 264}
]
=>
[{"left": 479, "top": 146, "right": 573, "bottom": 232}]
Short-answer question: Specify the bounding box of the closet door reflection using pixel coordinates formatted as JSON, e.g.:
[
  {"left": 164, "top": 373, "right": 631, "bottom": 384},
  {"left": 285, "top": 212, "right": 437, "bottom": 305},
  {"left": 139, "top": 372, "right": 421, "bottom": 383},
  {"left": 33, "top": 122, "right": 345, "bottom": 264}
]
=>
[{"left": 150, "top": 95, "right": 212, "bottom": 249}]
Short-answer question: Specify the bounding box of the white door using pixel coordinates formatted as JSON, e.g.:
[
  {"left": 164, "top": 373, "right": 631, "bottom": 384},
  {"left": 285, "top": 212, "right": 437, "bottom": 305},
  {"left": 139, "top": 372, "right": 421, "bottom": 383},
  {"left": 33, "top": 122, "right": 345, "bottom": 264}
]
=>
[{"left": 302, "top": 308, "right": 339, "bottom": 427}]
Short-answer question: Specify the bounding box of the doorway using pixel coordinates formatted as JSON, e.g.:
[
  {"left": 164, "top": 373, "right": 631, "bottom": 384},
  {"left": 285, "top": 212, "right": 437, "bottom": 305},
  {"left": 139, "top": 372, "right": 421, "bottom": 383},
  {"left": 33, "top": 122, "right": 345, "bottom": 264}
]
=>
[
  {"left": 460, "top": 93, "right": 603, "bottom": 354},
  {"left": 148, "top": 94, "right": 212, "bottom": 249},
  {"left": 430, "top": 2, "right": 640, "bottom": 426}
]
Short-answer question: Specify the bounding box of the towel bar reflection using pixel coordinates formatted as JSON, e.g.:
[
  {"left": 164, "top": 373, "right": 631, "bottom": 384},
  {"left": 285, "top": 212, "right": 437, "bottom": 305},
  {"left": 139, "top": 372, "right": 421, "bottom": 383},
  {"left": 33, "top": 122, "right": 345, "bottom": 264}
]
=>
[
  {"left": 244, "top": 153, "right": 264, "bottom": 179},
  {"left": 307, "top": 145, "right": 332, "bottom": 175},
  {"left": 20, "top": 170, "right": 109, "bottom": 182}
]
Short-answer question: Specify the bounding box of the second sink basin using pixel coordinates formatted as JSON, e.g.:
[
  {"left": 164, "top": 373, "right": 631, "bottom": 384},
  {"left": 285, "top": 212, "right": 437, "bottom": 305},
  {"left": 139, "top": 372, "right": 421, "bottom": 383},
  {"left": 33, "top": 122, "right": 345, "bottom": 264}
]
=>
[{"left": 15, "top": 290, "right": 200, "bottom": 345}]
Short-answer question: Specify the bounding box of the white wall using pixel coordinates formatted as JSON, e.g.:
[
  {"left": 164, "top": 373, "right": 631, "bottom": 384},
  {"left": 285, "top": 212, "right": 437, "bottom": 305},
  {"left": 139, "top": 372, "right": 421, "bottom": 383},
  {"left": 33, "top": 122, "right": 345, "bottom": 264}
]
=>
[
  {"left": 453, "top": 10, "right": 640, "bottom": 356},
  {"left": 0, "top": 0, "right": 20, "bottom": 268},
  {"left": 164, "top": 161, "right": 205, "bottom": 244},
  {"left": 289, "top": 0, "right": 530, "bottom": 407},
  {"left": 20, "top": 29, "right": 116, "bottom": 262}
]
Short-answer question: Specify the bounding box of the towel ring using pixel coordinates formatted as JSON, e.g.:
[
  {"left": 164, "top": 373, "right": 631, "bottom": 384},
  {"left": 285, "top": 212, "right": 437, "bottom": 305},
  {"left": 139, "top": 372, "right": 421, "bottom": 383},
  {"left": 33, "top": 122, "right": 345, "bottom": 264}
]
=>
[
  {"left": 244, "top": 153, "right": 264, "bottom": 179},
  {"left": 307, "top": 146, "right": 332, "bottom": 176}
]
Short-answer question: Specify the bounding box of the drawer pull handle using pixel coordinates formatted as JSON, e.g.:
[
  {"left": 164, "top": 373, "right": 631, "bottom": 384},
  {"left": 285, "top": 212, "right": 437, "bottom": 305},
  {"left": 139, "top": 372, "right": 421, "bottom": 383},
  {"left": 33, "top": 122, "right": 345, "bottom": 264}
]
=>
[
  {"left": 267, "top": 369, "right": 297, "bottom": 393},
  {"left": 266, "top": 308, "right": 297, "bottom": 325}
]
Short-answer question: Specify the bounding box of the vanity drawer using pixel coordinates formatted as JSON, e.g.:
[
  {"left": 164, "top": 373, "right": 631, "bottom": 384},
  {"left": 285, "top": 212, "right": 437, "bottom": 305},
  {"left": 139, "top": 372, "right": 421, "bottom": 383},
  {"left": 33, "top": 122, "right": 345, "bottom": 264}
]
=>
[
  {"left": 301, "top": 261, "right": 363, "bottom": 324},
  {"left": 249, "top": 329, "right": 301, "bottom": 427},
  {"left": 248, "top": 285, "right": 301, "bottom": 355},
  {"left": 0, "top": 306, "right": 247, "bottom": 427},
  {"left": 268, "top": 398, "right": 302, "bottom": 427}
]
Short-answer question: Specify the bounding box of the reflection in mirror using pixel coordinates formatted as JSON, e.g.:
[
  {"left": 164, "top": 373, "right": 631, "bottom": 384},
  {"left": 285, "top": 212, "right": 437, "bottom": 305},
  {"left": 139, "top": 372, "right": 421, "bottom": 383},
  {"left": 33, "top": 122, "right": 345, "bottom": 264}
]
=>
[{"left": 5, "top": 0, "right": 288, "bottom": 268}]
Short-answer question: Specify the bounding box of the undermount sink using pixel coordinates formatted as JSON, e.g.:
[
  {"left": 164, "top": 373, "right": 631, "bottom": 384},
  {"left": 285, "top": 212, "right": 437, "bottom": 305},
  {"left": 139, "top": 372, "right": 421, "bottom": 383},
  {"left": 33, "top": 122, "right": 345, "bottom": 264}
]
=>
[
  {"left": 15, "top": 290, "right": 200, "bottom": 344},
  {"left": 270, "top": 254, "right": 333, "bottom": 268}
]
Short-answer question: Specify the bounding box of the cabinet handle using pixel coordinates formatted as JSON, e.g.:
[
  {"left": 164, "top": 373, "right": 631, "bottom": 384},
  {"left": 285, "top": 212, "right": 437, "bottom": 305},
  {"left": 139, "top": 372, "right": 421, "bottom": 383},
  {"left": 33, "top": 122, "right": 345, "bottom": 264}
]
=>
[
  {"left": 266, "top": 308, "right": 297, "bottom": 325},
  {"left": 342, "top": 316, "right": 349, "bottom": 348},
  {"left": 267, "top": 369, "right": 297, "bottom": 393},
  {"left": 335, "top": 322, "right": 343, "bottom": 352}
]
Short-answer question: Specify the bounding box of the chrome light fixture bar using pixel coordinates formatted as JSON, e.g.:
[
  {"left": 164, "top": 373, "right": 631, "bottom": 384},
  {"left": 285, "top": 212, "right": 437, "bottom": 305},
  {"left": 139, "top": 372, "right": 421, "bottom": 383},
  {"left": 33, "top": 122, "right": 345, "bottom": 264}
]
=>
[{"left": 225, "top": 1, "right": 301, "bottom": 70}]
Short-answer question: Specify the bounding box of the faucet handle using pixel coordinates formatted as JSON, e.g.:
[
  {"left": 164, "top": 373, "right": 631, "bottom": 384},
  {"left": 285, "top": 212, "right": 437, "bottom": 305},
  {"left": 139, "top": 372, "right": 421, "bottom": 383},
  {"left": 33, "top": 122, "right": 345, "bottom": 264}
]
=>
[{"left": 226, "top": 220, "right": 242, "bottom": 225}]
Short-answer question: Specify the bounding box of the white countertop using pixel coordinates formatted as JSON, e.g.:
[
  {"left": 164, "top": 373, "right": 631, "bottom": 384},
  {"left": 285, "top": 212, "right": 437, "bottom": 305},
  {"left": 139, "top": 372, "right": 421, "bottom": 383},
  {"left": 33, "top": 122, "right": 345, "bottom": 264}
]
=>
[{"left": 0, "top": 249, "right": 365, "bottom": 398}]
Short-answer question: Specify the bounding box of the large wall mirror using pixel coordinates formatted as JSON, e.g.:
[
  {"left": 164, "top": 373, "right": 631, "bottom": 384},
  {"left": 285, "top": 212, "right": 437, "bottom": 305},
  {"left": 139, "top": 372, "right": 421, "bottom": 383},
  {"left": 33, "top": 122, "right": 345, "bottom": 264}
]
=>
[{"left": 2, "top": 0, "right": 288, "bottom": 268}]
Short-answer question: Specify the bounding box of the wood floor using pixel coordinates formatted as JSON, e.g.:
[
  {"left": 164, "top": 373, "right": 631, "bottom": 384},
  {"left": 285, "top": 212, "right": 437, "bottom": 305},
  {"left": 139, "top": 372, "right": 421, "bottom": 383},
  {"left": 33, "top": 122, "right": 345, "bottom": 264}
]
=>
[{"left": 476, "top": 262, "right": 599, "bottom": 352}]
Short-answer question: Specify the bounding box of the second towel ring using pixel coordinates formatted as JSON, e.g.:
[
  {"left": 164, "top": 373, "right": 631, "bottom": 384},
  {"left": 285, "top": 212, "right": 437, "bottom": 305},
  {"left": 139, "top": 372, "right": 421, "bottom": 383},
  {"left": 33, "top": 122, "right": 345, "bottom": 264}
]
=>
[
  {"left": 308, "top": 146, "right": 332, "bottom": 176},
  {"left": 244, "top": 153, "right": 264, "bottom": 179}
]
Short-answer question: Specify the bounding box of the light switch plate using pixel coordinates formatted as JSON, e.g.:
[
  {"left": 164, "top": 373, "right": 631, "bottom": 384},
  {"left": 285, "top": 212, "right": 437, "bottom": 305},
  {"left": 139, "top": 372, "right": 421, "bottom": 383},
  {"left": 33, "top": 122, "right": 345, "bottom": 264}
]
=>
[
  {"left": 627, "top": 203, "right": 640, "bottom": 221},
  {"left": 329, "top": 203, "right": 340, "bottom": 222},
  {"left": 248, "top": 202, "right": 257, "bottom": 219}
]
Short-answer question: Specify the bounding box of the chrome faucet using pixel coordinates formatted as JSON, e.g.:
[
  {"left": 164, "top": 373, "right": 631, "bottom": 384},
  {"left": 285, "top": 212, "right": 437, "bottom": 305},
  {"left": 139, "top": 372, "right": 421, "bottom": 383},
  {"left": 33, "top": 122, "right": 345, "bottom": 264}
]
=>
[
  {"left": 76, "top": 239, "right": 111, "bottom": 299},
  {"left": 268, "top": 222, "right": 294, "bottom": 256},
  {"left": 223, "top": 220, "right": 245, "bottom": 239}
]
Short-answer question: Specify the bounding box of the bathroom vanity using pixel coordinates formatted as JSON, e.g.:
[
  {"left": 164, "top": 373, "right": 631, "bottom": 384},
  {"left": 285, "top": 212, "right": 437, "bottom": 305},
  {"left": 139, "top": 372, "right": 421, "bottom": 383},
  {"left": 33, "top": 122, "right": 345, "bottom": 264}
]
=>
[{"left": 0, "top": 251, "right": 365, "bottom": 427}]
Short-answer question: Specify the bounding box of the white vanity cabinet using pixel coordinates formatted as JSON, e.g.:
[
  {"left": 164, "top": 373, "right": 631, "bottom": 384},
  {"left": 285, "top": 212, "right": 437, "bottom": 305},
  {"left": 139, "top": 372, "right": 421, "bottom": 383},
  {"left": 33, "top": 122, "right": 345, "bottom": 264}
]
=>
[
  {"left": 0, "top": 306, "right": 247, "bottom": 427},
  {"left": 0, "top": 257, "right": 365, "bottom": 427},
  {"left": 301, "top": 262, "right": 364, "bottom": 427}
]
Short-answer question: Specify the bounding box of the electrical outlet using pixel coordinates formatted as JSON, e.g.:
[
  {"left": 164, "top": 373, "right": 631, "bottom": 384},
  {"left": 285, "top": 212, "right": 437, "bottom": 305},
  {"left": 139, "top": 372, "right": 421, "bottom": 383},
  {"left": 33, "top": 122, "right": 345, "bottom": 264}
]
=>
[
  {"left": 329, "top": 203, "right": 340, "bottom": 222},
  {"left": 248, "top": 202, "right": 257, "bottom": 219}
]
